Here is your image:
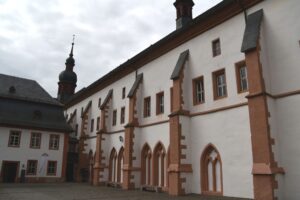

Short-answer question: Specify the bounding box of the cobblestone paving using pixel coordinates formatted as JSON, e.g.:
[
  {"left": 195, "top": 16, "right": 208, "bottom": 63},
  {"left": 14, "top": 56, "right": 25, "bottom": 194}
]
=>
[{"left": 0, "top": 183, "right": 252, "bottom": 200}]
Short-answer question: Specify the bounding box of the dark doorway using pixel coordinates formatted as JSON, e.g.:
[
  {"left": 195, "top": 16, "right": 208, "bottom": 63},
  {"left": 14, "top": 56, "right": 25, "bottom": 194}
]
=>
[
  {"left": 66, "top": 163, "right": 74, "bottom": 182},
  {"left": 2, "top": 161, "right": 19, "bottom": 183}
]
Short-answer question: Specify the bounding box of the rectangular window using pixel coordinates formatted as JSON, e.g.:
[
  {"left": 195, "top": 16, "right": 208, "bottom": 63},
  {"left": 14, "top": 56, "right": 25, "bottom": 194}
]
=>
[
  {"left": 30, "top": 132, "right": 41, "bottom": 149},
  {"left": 120, "top": 107, "right": 125, "bottom": 124},
  {"left": 27, "top": 160, "right": 38, "bottom": 175},
  {"left": 235, "top": 61, "right": 248, "bottom": 93},
  {"left": 213, "top": 69, "right": 227, "bottom": 99},
  {"left": 156, "top": 92, "right": 164, "bottom": 115},
  {"left": 98, "top": 98, "right": 102, "bottom": 108},
  {"left": 75, "top": 124, "right": 78, "bottom": 136},
  {"left": 144, "top": 97, "right": 151, "bottom": 118},
  {"left": 47, "top": 161, "right": 57, "bottom": 176},
  {"left": 170, "top": 87, "right": 173, "bottom": 112},
  {"left": 8, "top": 131, "right": 21, "bottom": 147},
  {"left": 96, "top": 117, "right": 100, "bottom": 131},
  {"left": 122, "top": 87, "right": 126, "bottom": 99},
  {"left": 112, "top": 110, "right": 117, "bottom": 126},
  {"left": 90, "top": 119, "right": 94, "bottom": 132},
  {"left": 212, "top": 38, "right": 221, "bottom": 57},
  {"left": 193, "top": 76, "right": 205, "bottom": 105},
  {"left": 49, "top": 134, "right": 60, "bottom": 150}
]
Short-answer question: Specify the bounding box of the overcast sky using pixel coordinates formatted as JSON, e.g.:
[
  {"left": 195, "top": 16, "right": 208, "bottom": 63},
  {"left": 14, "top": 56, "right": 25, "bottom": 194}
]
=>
[{"left": 0, "top": 0, "right": 221, "bottom": 97}]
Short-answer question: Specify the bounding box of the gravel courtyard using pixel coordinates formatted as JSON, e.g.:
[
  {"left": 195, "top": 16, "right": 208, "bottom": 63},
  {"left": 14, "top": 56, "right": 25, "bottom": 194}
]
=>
[{"left": 0, "top": 183, "right": 252, "bottom": 200}]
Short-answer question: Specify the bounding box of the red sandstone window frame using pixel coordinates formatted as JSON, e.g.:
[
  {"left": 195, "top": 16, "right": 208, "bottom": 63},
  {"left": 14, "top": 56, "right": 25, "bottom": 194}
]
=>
[
  {"left": 212, "top": 69, "right": 227, "bottom": 100},
  {"left": 170, "top": 87, "right": 173, "bottom": 113},
  {"left": 212, "top": 38, "right": 221, "bottom": 57},
  {"left": 235, "top": 60, "right": 249, "bottom": 93},
  {"left": 108, "top": 148, "right": 118, "bottom": 182},
  {"left": 26, "top": 160, "right": 38, "bottom": 175},
  {"left": 90, "top": 119, "right": 94, "bottom": 132},
  {"left": 192, "top": 76, "right": 205, "bottom": 105},
  {"left": 75, "top": 124, "right": 78, "bottom": 136},
  {"left": 96, "top": 117, "right": 100, "bottom": 131},
  {"left": 122, "top": 87, "right": 126, "bottom": 99},
  {"left": 112, "top": 110, "right": 117, "bottom": 126},
  {"left": 144, "top": 97, "right": 151, "bottom": 118},
  {"left": 30, "top": 132, "right": 41, "bottom": 149},
  {"left": 201, "top": 144, "right": 223, "bottom": 196},
  {"left": 98, "top": 98, "right": 101, "bottom": 108},
  {"left": 8, "top": 130, "right": 21, "bottom": 148},
  {"left": 120, "top": 107, "right": 125, "bottom": 124},
  {"left": 156, "top": 92, "right": 164, "bottom": 115},
  {"left": 46, "top": 160, "right": 57, "bottom": 176},
  {"left": 49, "top": 134, "right": 60, "bottom": 150}
]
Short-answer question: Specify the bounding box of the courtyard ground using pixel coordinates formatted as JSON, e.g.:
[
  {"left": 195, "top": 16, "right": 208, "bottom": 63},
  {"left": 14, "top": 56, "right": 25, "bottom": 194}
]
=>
[{"left": 0, "top": 183, "right": 252, "bottom": 200}]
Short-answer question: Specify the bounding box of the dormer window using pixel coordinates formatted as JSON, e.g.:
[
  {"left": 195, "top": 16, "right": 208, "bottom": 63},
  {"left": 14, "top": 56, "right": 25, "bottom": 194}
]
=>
[
  {"left": 9, "top": 86, "right": 16, "bottom": 94},
  {"left": 33, "top": 110, "right": 42, "bottom": 120}
]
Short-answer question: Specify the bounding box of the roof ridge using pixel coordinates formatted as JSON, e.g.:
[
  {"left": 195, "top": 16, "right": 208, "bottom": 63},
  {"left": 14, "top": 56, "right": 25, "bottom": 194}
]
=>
[{"left": 0, "top": 73, "right": 35, "bottom": 82}]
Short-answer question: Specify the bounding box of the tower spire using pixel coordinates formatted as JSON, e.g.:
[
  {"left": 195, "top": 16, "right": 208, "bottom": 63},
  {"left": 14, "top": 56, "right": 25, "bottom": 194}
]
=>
[
  {"left": 69, "top": 34, "right": 75, "bottom": 57},
  {"left": 65, "top": 34, "right": 75, "bottom": 67},
  {"left": 58, "top": 35, "right": 77, "bottom": 103}
]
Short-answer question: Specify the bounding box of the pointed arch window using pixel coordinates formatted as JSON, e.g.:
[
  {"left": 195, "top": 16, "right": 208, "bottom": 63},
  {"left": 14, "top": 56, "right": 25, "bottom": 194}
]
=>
[
  {"left": 201, "top": 144, "right": 223, "bottom": 195},
  {"left": 117, "top": 147, "right": 124, "bottom": 183},
  {"left": 153, "top": 142, "right": 167, "bottom": 188},
  {"left": 141, "top": 144, "right": 152, "bottom": 185},
  {"left": 88, "top": 150, "right": 94, "bottom": 184},
  {"left": 109, "top": 148, "right": 118, "bottom": 182}
]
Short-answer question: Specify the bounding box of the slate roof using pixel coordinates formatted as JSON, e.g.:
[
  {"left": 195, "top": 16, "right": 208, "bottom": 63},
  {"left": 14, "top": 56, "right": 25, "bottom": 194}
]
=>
[
  {"left": 65, "top": 0, "right": 263, "bottom": 108},
  {"left": 241, "top": 9, "right": 264, "bottom": 52},
  {"left": 82, "top": 100, "right": 92, "bottom": 116},
  {"left": 128, "top": 74, "right": 143, "bottom": 98},
  {"left": 0, "top": 74, "right": 72, "bottom": 133},
  {"left": 170, "top": 50, "right": 189, "bottom": 80},
  {"left": 0, "top": 74, "right": 61, "bottom": 105},
  {"left": 100, "top": 89, "right": 113, "bottom": 110}
]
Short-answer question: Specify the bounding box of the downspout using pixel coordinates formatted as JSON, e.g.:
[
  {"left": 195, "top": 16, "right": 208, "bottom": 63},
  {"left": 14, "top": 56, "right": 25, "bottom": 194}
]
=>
[{"left": 237, "top": 0, "right": 248, "bottom": 23}]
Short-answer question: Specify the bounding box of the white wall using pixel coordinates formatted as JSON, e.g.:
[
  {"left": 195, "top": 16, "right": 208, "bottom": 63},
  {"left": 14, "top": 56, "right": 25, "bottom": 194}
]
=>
[
  {"left": 190, "top": 106, "right": 253, "bottom": 198},
  {"left": 253, "top": 0, "right": 300, "bottom": 199},
  {"left": 63, "top": 0, "right": 300, "bottom": 199},
  {"left": 0, "top": 127, "right": 65, "bottom": 178}
]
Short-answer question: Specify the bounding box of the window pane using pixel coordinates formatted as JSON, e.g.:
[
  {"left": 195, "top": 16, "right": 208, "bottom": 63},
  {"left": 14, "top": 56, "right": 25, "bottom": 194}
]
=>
[
  {"left": 216, "top": 72, "right": 226, "bottom": 97},
  {"left": 239, "top": 66, "right": 248, "bottom": 91},
  {"left": 195, "top": 79, "right": 204, "bottom": 103}
]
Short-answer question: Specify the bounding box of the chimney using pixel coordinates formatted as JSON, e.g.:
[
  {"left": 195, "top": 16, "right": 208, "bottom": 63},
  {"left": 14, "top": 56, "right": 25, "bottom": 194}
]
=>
[{"left": 174, "top": 0, "right": 194, "bottom": 29}]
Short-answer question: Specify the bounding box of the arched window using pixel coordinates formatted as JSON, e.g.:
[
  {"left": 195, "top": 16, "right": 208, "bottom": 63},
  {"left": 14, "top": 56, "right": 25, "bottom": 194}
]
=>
[
  {"left": 109, "top": 148, "right": 117, "bottom": 182},
  {"left": 117, "top": 147, "right": 124, "bottom": 183},
  {"left": 153, "top": 142, "right": 167, "bottom": 188},
  {"left": 166, "top": 146, "right": 170, "bottom": 188},
  {"left": 141, "top": 143, "right": 152, "bottom": 185},
  {"left": 201, "top": 144, "right": 223, "bottom": 195},
  {"left": 88, "top": 150, "right": 94, "bottom": 184}
]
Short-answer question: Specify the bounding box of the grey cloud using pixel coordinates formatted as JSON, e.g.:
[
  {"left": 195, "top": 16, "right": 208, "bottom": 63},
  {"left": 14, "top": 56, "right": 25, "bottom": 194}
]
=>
[{"left": 0, "top": 0, "right": 221, "bottom": 97}]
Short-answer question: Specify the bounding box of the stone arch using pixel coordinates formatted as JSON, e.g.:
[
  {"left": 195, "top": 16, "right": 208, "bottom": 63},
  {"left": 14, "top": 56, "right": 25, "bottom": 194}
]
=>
[
  {"left": 117, "top": 147, "right": 124, "bottom": 183},
  {"left": 152, "top": 141, "right": 167, "bottom": 188},
  {"left": 109, "top": 148, "right": 117, "bottom": 182},
  {"left": 141, "top": 143, "right": 152, "bottom": 185},
  {"left": 88, "top": 150, "right": 94, "bottom": 184},
  {"left": 166, "top": 146, "right": 170, "bottom": 188},
  {"left": 200, "top": 143, "right": 223, "bottom": 195}
]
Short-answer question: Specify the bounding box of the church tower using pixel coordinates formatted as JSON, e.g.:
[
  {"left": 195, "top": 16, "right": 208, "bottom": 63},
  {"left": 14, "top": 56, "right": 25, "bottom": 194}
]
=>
[
  {"left": 174, "top": 0, "right": 194, "bottom": 29},
  {"left": 57, "top": 37, "right": 77, "bottom": 103}
]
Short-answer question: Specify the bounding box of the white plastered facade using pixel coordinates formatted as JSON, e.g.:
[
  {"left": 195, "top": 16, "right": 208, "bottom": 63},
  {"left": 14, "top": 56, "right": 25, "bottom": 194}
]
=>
[
  {"left": 0, "top": 127, "right": 65, "bottom": 180},
  {"left": 65, "top": 0, "right": 300, "bottom": 199}
]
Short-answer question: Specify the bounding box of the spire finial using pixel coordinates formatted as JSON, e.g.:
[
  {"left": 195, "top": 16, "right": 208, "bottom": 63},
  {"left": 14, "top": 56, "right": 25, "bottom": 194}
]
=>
[{"left": 69, "top": 34, "right": 75, "bottom": 57}]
